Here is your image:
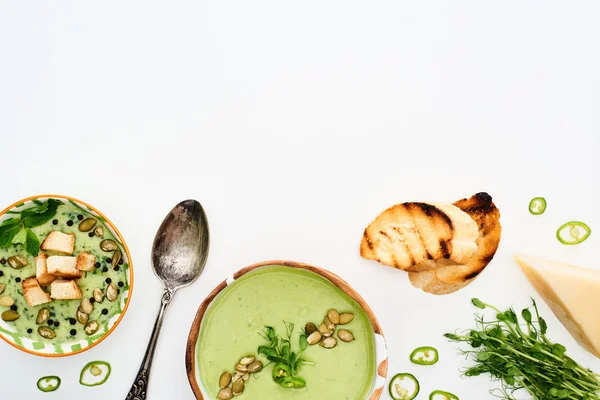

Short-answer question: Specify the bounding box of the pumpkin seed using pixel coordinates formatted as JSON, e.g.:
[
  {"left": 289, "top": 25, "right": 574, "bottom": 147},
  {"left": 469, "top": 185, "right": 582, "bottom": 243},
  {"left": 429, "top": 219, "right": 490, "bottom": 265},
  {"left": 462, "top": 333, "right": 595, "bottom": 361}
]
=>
[
  {"left": 219, "top": 372, "right": 232, "bottom": 388},
  {"left": 0, "top": 284, "right": 5, "bottom": 295},
  {"left": 78, "top": 218, "right": 97, "bottom": 232},
  {"left": 36, "top": 307, "right": 50, "bottom": 324},
  {"left": 94, "top": 226, "right": 104, "bottom": 238},
  {"left": 307, "top": 331, "right": 323, "bottom": 345},
  {"left": 305, "top": 322, "right": 317, "bottom": 335},
  {"left": 93, "top": 288, "right": 104, "bottom": 303},
  {"left": 235, "top": 363, "right": 248, "bottom": 373},
  {"left": 1, "top": 310, "right": 19, "bottom": 321},
  {"left": 242, "top": 373, "right": 249, "bottom": 381},
  {"left": 232, "top": 373, "right": 242, "bottom": 383},
  {"left": 106, "top": 283, "right": 118, "bottom": 302},
  {"left": 327, "top": 309, "right": 340, "bottom": 325},
  {"left": 339, "top": 312, "right": 355, "bottom": 325},
  {"left": 38, "top": 326, "right": 56, "bottom": 339},
  {"left": 112, "top": 250, "right": 122, "bottom": 268},
  {"left": 16, "top": 255, "right": 28, "bottom": 265},
  {"left": 77, "top": 308, "right": 89, "bottom": 324},
  {"left": 239, "top": 355, "right": 255, "bottom": 366},
  {"left": 217, "top": 388, "right": 233, "bottom": 400},
  {"left": 337, "top": 329, "right": 355, "bottom": 342},
  {"left": 323, "top": 316, "right": 335, "bottom": 331},
  {"left": 318, "top": 323, "right": 333, "bottom": 337},
  {"left": 247, "top": 360, "right": 263, "bottom": 373},
  {"left": 232, "top": 379, "right": 244, "bottom": 395},
  {"left": 0, "top": 296, "right": 14, "bottom": 307},
  {"left": 80, "top": 298, "right": 94, "bottom": 314},
  {"left": 84, "top": 320, "right": 100, "bottom": 335},
  {"left": 100, "top": 239, "right": 118, "bottom": 252},
  {"left": 7, "top": 256, "right": 27, "bottom": 269},
  {"left": 320, "top": 337, "right": 338, "bottom": 349}
]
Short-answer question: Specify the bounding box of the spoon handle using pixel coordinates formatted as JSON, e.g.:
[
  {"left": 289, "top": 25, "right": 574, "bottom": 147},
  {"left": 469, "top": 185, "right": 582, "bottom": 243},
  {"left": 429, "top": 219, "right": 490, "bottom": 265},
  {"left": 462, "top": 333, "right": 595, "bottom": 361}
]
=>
[{"left": 125, "top": 287, "right": 175, "bottom": 400}]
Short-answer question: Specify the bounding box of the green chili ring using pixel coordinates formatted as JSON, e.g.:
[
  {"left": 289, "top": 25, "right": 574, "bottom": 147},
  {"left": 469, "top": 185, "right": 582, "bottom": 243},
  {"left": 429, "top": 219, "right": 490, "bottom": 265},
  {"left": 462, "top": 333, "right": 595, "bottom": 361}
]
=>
[
  {"left": 389, "top": 373, "right": 420, "bottom": 400},
  {"left": 80, "top": 361, "right": 112, "bottom": 387},
  {"left": 528, "top": 197, "right": 547, "bottom": 215},
  {"left": 37, "top": 376, "right": 61, "bottom": 392},
  {"left": 556, "top": 221, "right": 591, "bottom": 245},
  {"left": 429, "top": 389, "right": 459, "bottom": 399},
  {"left": 409, "top": 346, "right": 439, "bottom": 365},
  {"left": 279, "top": 376, "right": 307, "bottom": 388}
]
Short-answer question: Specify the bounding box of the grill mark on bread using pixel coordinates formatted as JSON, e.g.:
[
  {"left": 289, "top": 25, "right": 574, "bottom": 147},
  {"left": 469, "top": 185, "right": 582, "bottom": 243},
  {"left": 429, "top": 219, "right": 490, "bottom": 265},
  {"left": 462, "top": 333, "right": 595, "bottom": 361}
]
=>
[
  {"left": 405, "top": 203, "right": 433, "bottom": 261},
  {"left": 415, "top": 203, "right": 453, "bottom": 228},
  {"left": 391, "top": 226, "right": 414, "bottom": 265},
  {"left": 364, "top": 230, "right": 374, "bottom": 250},
  {"left": 439, "top": 240, "right": 450, "bottom": 258}
]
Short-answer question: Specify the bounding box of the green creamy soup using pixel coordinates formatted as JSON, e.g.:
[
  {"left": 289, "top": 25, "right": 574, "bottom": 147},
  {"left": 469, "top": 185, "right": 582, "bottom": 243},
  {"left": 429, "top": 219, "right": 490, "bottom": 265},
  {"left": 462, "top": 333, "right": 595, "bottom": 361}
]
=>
[
  {"left": 0, "top": 200, "right": 129, "bottom": 344},
  {"left": 197, "top": 266, "right": 376, "bottom": 400}
]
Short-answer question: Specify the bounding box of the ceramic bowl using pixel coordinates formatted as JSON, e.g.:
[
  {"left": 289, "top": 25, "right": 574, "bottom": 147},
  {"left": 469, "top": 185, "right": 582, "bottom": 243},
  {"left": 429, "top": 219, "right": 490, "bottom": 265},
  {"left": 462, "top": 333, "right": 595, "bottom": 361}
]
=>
[
  {"left": 0, "top": 195, "right": 134, "bottom": 357},
  {"left": 185, "top": 260, "right": 388, "bottom": 400}
]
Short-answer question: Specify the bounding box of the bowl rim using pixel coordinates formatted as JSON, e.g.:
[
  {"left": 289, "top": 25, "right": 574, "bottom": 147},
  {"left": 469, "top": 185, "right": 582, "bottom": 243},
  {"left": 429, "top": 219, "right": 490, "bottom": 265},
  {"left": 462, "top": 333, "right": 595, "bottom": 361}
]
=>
[
  {"left": 0, "top": 194, "right": 135, "bottom": 358},
  {"left": 185, "top": 260, "right": 388, "bottom": 400}
]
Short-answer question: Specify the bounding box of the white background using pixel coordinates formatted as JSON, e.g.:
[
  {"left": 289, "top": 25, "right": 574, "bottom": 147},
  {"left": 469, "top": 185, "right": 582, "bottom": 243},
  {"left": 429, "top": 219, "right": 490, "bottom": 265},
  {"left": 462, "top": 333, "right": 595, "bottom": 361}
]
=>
[{"left": 1, "top": 1, "right": 599, "bottom": 399}]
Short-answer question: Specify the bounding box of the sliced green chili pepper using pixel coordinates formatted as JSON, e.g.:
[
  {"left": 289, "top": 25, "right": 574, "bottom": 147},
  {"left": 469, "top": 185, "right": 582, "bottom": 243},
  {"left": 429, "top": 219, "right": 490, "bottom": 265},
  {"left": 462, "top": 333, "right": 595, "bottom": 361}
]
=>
[
  {"left": 279, "top": 376, "right": 307, "bottom": 388},
  {"left": 37, "top": 376, "right": 61, "bottom": 392},
  {"left": 528, "top": 197, "right": 547, "bottom": 215},
  {"left": 272, "top": 363, "right": 292, "bottom": 383},
  {"left": 79, "top": 361, "right": 111, "bottom": 387},
  {"left": 389, "top": 373, "right": 420, "bottom": 400},
  {"left": 556, "top": 221, "right": 591, "bottom": 245},
  {"left": 429, "top": 389, "right": 459, "bottom": 400},
  {"left": 409, "top": 346, "right": 439, "bottom": 365}
]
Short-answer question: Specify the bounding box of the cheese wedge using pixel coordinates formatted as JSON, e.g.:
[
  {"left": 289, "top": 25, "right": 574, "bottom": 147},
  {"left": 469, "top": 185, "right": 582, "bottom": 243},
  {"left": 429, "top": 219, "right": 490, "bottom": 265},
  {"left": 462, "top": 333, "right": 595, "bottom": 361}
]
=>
[{"left": 515, "top": 254, "right": 600, "bottom": 358}]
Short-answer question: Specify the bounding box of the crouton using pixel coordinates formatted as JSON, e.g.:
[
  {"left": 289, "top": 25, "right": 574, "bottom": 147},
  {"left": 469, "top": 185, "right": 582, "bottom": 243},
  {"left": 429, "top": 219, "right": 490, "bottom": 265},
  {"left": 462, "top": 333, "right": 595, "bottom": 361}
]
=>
[
  {"left": 41, "top": 231, "right": 75, "bottom": 255},
  {"left": 35, "top": 253, "right": 56, "bottom": 286},
  {"left": 22, "top": 277, "right": 52, "bottom": 306},
  {"left": 76, "top": 251, "right": 96, "bottom": 272},
  {"left": 47, "top": 256, "right": 81, "bottom": 279},
  {"left": 50, "top": 279, "right": 82, "bottom": 300}
]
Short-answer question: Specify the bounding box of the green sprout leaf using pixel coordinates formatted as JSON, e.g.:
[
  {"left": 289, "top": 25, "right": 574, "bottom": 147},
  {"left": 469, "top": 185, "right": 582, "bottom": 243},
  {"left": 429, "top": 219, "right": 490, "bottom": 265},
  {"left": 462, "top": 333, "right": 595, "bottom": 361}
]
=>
[{"left": 471, "top": 298, "right": 486, "bottom": 309}]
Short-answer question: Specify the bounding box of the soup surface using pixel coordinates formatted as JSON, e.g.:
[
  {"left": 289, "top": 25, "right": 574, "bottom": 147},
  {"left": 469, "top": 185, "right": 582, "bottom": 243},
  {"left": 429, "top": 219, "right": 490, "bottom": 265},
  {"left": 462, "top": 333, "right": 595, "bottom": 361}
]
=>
[{"left": 197, "top": 266, "right": 376, "bottom": 399}]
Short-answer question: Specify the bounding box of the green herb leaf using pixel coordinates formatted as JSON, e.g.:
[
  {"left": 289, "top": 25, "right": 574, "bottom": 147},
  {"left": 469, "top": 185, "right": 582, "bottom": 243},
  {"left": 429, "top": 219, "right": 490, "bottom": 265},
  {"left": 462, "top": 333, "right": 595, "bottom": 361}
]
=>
[
  {"left": 11, "top": 228, "right": 27, "bottom": 245},
  {"left": 21, "top": 201, "right": 49, "bottom": 217},
  {"left": 471, "top": 298, "right": 486, "bottom": 309},
  {"left": 521, "top": 308, "right": 532, "bottom": 323},
  {"left": 0, "top": 218, "right": 20, "bottom": 230},
  {"left": 539, "top": 317, "right": 548, "bottom": 335},
  {"left": 0, "top": 223, "right": 21, "bottom": 247},
  {"left": 25, "top": 229, "right": 41, "bottom": 257},
  {"left": 22, "top": 199, "right": 62, "bottom": 228},
  {"left": 299, "top": 334, "right": 308, "bottom": 352}
]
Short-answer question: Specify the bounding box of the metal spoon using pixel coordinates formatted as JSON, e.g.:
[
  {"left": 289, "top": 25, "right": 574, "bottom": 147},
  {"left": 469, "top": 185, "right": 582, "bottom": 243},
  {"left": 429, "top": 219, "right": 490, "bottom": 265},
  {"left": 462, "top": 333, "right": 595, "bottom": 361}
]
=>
[{"left": 126, "top": 199, "right": 210, "bottom": 400}]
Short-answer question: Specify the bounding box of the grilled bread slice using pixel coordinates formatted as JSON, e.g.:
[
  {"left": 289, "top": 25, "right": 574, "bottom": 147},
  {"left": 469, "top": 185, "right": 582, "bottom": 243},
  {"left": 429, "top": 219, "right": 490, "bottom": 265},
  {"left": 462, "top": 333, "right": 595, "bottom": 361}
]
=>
[
  {"left": 361, "top": 192, "right": 501, "bottom": 295},
  {"left": 408, "top": 192, "right": 501, "bottom": 294},
  {"left": 360, "top": 202, "right": 478, "bottom": 270}
]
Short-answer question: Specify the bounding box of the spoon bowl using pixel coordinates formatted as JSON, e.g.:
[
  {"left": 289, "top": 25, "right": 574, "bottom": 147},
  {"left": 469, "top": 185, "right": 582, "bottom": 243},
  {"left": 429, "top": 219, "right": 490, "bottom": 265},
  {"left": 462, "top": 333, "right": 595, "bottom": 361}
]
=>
[{"left": 152, "top": 199, "right": 209, "bottom": 289}]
